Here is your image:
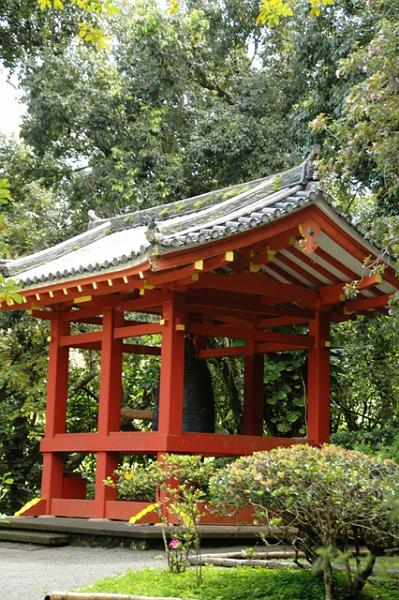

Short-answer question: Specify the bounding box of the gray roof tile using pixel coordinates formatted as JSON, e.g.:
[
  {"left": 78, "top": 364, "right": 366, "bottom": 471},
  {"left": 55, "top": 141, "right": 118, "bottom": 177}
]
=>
[{"left": 3, "top": 156, "right": 359, "bottom": 289}]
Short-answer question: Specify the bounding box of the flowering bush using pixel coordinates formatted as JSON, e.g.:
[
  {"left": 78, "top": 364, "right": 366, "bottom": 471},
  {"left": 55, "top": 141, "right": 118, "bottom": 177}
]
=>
[
  {"left": 210, "top": 444, "right": 399, "bottom": 600},
  {"left": 108, "top": 454, "right": 218, "bottom": 581}
]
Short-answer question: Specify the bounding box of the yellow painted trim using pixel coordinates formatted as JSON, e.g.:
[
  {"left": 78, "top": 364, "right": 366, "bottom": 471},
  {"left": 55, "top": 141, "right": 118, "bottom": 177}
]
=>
[
  {"left": 176, "top": 323, "right": 186, "bottom": 331},
  {"left": 194, "top": 259, "right": 204, "bottom": 270},
  {"left": 225, "top": 251, "right": 234, "bottom": 262},
  {"left": 35, "top": 293, "right": 41, "bottom": 301},
  {"left": 14, "top": 497, "right": 42, "bottom": 517},
  {"left": 123, "top": 275, "right": 129, "bottom": 284},
  {"left": 249, "top": 262, "right": 261, "bottom": 273},
  {"left": 129, "top": 502, "right": 159, "bottom": 524},
  {"left": 74, "top": 295, "right": 92, "bottom": 304},
  {"left": 92, "top": 282, "right": 98, "bottom": 290},
  {"left": 107, "top": 279, "right": 113, "bottom": 287},
  {"left": 191, "top": 273, "right": 199, "bottom": 282},
  {"left": 63, "top": 288, "right": 68, "bottom": 296}
]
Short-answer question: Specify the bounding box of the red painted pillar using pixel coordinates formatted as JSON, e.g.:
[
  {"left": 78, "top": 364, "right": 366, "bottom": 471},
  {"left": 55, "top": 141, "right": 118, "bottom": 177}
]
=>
[
  {"left": 242, "top": 343, "right": 264, "bottom": 436},
  {"left": 158, "top": 292, "right": 186, "bottom": 436},
  {"left": 94, "top": 307, "right": 123, "bottom": 518},
  {"left": 307, "top": 310, "right": 331, "bottom": 445},
  {"left": 41, "top": 312, "right": 69, "bottom": 513}
]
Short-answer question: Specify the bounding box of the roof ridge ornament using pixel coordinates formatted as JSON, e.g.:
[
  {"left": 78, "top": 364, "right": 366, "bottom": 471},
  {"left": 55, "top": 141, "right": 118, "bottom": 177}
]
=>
[
  {"left": 145, "top": 218, "right": 164, "bottom": 244},
  {"left": 303, "top": 146, "right": 320, "bottom": 183},
  {"left": 87, "top": 209, "right": 106, "bottom": 230}
]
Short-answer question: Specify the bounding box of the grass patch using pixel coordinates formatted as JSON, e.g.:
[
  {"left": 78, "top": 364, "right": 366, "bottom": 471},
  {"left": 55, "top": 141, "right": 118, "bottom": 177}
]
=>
[{"left": 81, "top": 565, "right": 398, "bottom": 600}]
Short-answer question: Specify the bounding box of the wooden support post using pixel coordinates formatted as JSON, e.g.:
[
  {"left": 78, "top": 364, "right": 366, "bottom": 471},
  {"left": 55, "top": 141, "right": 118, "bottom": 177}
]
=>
[
  {"left": 158, "top": 292, "right": 186, "bottom": 435},
  {"left": 242, "top": 343, "right": 264, "bottom": 435},
  {"left": 94, "top": 308, "right": 123, "bottom": 517},
  {"left": 45, "top": 313, "right": 70, "bottom": 437},
  {"left": 42, "top": 313, "right": 69, "bottom": 513},
  {"left": 41, "top": 453, "right": 64, "bottom": 514},
  {"left": 307, "top": 310, "right": 331, "bottom": 445}
]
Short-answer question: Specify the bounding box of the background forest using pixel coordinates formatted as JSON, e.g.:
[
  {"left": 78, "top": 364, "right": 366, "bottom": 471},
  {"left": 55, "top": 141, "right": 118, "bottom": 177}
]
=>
[{"left": 0, "top": 0, "right": 398, "bottom": 514}]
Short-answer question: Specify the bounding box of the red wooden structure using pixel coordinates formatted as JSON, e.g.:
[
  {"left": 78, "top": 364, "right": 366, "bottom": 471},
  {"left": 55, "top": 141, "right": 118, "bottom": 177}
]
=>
[{"left": 2, "top": 158, "right": 397, "bottom": 521}]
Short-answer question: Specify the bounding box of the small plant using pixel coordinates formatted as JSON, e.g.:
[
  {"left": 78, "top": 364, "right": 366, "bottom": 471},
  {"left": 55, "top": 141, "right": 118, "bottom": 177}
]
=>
[{"left": 108, "top": 454, "right": 217, "bottom": 584}]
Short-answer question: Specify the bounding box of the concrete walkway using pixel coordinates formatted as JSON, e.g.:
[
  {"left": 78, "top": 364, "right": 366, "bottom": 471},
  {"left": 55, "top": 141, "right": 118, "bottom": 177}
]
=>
[{"left": 0, "top": 541, "right": 166, "bottom": 600}]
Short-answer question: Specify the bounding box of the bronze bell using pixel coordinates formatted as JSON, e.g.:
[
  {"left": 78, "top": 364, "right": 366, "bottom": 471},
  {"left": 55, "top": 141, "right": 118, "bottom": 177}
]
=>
[{"left": 153, "top": 337, "right": 215, "bottom": 432}]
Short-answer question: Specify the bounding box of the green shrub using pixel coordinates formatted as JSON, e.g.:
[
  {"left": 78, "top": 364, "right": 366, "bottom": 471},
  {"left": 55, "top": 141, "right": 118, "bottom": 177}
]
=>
[
  {"left": 210, "top": 445, "right": 399, "bottom": 600},
  {"left": 331, "top": 428, "right": 399, "bottom": 463}
]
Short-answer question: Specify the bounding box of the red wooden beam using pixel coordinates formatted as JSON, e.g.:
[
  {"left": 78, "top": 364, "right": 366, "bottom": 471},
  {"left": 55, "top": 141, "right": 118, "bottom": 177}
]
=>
[
  {"left": 165, "top": 432, "right": 305, "bottom": 455},
  {"left": 256, "top": 342, "right": 309, "bottom": 353},
  {"left": 288, "top": 246, "right": 339, "bottom": 283},
  {"left": 59, "top": 331, "right": 102, "bottom": 348},
  {"left": 94, "top": 307, "right": 124, "bottom": 518},
  {"left": 249, "top": 231, "right": 298, "bottom": 264},
  {"left": 275, "top": 253, "right": 321, "bottom": 286},
  {"left": 40, "top": 431, "right": 169, "bottom": 453},
  {"left": 319, "top": 273, "right": 384, "bottom": 306},
  {"left": 114, "top": 322, "right": 162, "bottom": 339},
  {"left": 262, "top": 262, "right": 301, "bottom": 285},
  {"left": 189, "top": 322, "right": 312, "bottom": 346},
  {"left": 343, "top": 293, "right": 392, "bottom": 313},
  {"left": 307, "top": 310, "right": 331, "bottom": 445},
  {"left": 191, "top": 272, "right": 317, "bottom": 304},
  {"left": 157, "top": 292, "right": 186, "bottom": 435},
  {"left": 259, "top": 315, "right": 312, "bottom": 328},
  {"left": 41, "top": 313, "right": 69, "bottom": 513},
  {"left": 119, "top": 290, "right": 167, "bottom": 312},
  {"left": 146, "top": 252, "right": 234, "bottom": 287},
  {"left": 122, "top": 343, "right": 161, "bottom": 355},
  {"left": 197, "top": 346, "right": 246, "bottom": 359}
]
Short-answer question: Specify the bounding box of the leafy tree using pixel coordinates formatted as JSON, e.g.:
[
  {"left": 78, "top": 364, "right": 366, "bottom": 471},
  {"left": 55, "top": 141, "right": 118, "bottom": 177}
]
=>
[
  {"left": 309, "top": 0, "right": 399, "bottom": 213},
  {"left": 0, "top": 311, "right": 48, "bottom": 513},
  {"left": 330, "top": 316, "right": 399, "bottom": 433},
  {"left": 0, "top": 0, "right": 119, "bottom": 68}
]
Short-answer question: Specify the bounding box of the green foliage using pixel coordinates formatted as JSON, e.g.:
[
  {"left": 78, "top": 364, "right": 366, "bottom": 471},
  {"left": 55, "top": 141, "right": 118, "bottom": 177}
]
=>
[
  {"left": 264, "top": 351, "right": 307, "bottom": 436},
  {"left": 0, "top": 472, "right": 14, "bottom": 504},
  {"left": 257, "top": 1, "right": 334, "bottom": 27},
  {"left": 330, "top": 316, "right": 399, "bottom": 432},
  {"left": 331, "top": 428, "right": 399, "bottom": 464},
  {"left": 0, "top": 311, "right": 48, "bottom": 513},
  {"left": 0, "top": 178, "right": 12, "bottom": 205},
  {"left": 314, "top": 1, "right": 399, "bottom": 210},
  {"left": 82, "top": 565, "right": 396, "bottom": 600},
  {"left": 210, "top": 445, "right": 399, "bottom": 599}
]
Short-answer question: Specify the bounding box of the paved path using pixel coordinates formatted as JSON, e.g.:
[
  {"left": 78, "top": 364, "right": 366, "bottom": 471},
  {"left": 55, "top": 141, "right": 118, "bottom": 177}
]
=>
[{"left": 0, "top": 541, "right": 166, "bottom": 600}]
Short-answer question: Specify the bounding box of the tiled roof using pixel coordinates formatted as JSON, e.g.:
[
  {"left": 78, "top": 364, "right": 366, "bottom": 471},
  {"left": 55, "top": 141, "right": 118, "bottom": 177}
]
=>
[{"left": 1, "top": 156, "right": 369, "bottom": 289}]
